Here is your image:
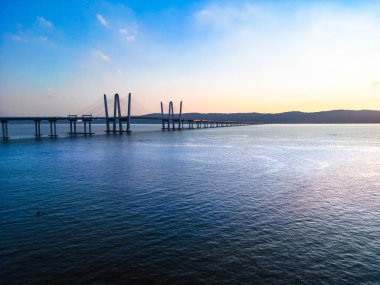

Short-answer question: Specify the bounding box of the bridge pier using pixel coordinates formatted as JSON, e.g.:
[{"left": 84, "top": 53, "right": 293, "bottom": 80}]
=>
[
  {"left": 82, "top": 115, "right": 94, "bottom": 135},
  {"left": 68, "top": 115, "right": 78, "bottom": 135},
  {"left": 126, "top": 93, "right": 131, "bottom": 133},
  {"left": 34, "top": 120, "right": 42, "bottom": 138},
  {"left": 48, "top": 119, "right": 58, "bottom": 137},
  {"left": 1, "top": 120, "right": 9, "bottom": 140}
]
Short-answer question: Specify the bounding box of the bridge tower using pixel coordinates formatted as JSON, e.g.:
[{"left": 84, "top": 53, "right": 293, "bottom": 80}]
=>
[
  {"left": 160, "top": 101, "right": 183, "bottom": 131},
  {"left": 104, "top": 93, "right": 132, "bottom": 134},
  {"left": 178, "top": 101, "right": 183, "bottom": 130}
]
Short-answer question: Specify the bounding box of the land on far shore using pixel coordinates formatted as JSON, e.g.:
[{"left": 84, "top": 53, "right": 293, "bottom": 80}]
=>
[
  {"left": 143, "top": 110, "right": 380, "bottom": 124},
  {"left": 6, "top": 110, "right": 380, "bottom": 124}
]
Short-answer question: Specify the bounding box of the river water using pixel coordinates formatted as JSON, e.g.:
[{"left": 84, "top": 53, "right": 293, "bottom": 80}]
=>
[{"left": 0, "top": 124, "right": 379, "bottom": 284}]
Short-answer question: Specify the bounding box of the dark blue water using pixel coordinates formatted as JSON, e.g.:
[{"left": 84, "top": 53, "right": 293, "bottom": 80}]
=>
[{"left": 1, "top": 125, "right": 379, "bottom": 284}]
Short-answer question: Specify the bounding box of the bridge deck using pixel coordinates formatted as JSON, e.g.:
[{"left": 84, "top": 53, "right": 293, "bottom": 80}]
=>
[{"left": 0, "top": 116, "right": 252, "bottom": 124}]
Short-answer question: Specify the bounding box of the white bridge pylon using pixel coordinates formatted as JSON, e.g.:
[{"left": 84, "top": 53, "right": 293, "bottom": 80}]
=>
[
  {"left": 161, "top": 101, "right": 183, "bottom": 130},
  {"left": 103, "top": 93, "right": 131, "bottom": 133}
]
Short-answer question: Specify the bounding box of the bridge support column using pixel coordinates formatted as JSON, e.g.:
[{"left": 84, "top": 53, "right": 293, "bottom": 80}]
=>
[
  {"left": 178, "top": 101, "right": 182, "bottom": 130},
  {"left": 1, "top": 120, "right": 9, "bottom": 140},
  {"left": 127, "top": 93, "right": 131, "bottom": 133},
  {"left": 34, "top": 120, "right": 41, "bottom": 138},
  {"left": 104, "top": 94, "right": 111, "bottom": 133},
  {"left": 68, "top": 115, "right": 78, "bottom": 135},
  {"left": 48, "top": 119, "right": 58, "bottom": 137},
  {"left": 161, "top": 102, "right": 165, "bottom": 130},
  {"left": 113, "top": 93, "right": 123, "bottom": 134},
  {"left": 171, "top": 101, "right": 176, "bottom": 130},
  {"left": 168, "top": 101, "right": 174, "bottom": 130},
  {"left": 82, "top": 115, "right": 93, "bottom": 135}
]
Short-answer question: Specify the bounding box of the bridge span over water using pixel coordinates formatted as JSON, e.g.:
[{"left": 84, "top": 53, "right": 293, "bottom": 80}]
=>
[{"left": 1, "top": 93, "right": 252, "bottom": 140}]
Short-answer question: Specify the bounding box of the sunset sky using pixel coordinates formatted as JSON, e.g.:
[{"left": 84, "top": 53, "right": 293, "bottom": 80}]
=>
[{"left": 0, "top": 0, "right": 380, "bottom": 116}]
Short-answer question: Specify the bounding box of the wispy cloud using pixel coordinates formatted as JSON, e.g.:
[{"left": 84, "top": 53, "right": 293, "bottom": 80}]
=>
[
  {"left": 118, "top": 28, "right": 136, "bottom": 42},
  {"left": 38, "top": 36, "right": 48, "bottom": 42},
  {"left": 194, "top": 3, "right": 262, "bottom": 28},
  {"left": 91, "top": 50, "right": 111, "bottom": 62},
  {"left": 372, "top": 81, "right": 380, "bottom": 89},
  {"left": 96, "top": 14, "right": 108, "bottom": 27},
  {"left": 10, "top": 34, "right": 27, "bottom": 42},
  {"left": 37, "top": 16, "right": 54, "bottom": 28},
  {"left": 36, "top": 36, "right": 55, "bottom": 47}
]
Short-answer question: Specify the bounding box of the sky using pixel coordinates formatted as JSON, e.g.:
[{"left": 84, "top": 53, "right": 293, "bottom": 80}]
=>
[{"left": 0, "top": 0, "right": 380, "bottom": 116}]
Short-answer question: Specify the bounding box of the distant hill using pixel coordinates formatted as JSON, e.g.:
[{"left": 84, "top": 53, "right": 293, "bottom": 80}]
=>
[{"left": 142, "top": 110, "right": 380, "bottom": 124}]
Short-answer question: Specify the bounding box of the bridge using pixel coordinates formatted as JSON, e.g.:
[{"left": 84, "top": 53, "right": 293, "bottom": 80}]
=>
[{"left": 0, "top": 93, "right": 251, "bottom": 140}]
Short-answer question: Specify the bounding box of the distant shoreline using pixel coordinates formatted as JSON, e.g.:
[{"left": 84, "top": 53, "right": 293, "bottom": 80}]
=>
[
  {"left": 4, "top": 110, "right": 380, "bottom": 124},
  {"left": 140, "top": 110, "right": 380, "bottom": 124}
]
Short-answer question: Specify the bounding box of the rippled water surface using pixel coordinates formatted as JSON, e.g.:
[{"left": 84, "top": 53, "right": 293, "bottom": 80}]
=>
[{"left": 1, "top": 124, "right": 379, "bottom": 284}]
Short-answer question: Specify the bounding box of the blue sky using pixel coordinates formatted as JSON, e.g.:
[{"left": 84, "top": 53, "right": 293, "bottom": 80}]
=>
[{"left": 1, "top": 0, "right": 380, "bottom": 115}]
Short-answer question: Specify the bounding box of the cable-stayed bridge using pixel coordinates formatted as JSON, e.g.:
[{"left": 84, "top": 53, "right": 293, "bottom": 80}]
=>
[{"left": 0, "top": 94, "right": 251, "bottom": 140}]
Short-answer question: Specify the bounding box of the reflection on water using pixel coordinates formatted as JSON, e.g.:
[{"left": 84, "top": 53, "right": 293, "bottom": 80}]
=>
[{"left": 1, "top": 124, "right": 379, "bottom": 284}]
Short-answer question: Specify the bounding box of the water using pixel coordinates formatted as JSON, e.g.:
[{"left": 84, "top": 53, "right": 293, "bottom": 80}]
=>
[
  {"left": 1, "top": 124, "right": 379, "bottom": 284},
  {"left": 3, "top": 123, "right": 162, "bottom": 139}
]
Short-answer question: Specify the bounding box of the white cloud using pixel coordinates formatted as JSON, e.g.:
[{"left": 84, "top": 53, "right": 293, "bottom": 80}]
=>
[
  {"left": 37, "top": 16, "right": 54, "bottom": 28},
  {"left": 91, "top": 50, "right": 111, "bottom": 62},
  {"left": 38, "top": 36, "right": 48, "bottom": 42},
  {"left": 119, "top": 28, "right": 136, "bottom": 42},
  {"left": 96, "top": 14, "right": 109, "bottom": 27},
  {"left": 10, "top": 34, "right": 27, "bottom": 42},
  {"left": 194, "top": 3, "right": 263, "bottom": 28},
  {"left": 190, "top": 3, "right": 380, "bottom": 89}
]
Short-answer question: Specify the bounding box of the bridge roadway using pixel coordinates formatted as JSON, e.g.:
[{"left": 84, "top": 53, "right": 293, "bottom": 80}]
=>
[{"left": 0, "top": 115, "right": 251, "bottom": 140}]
